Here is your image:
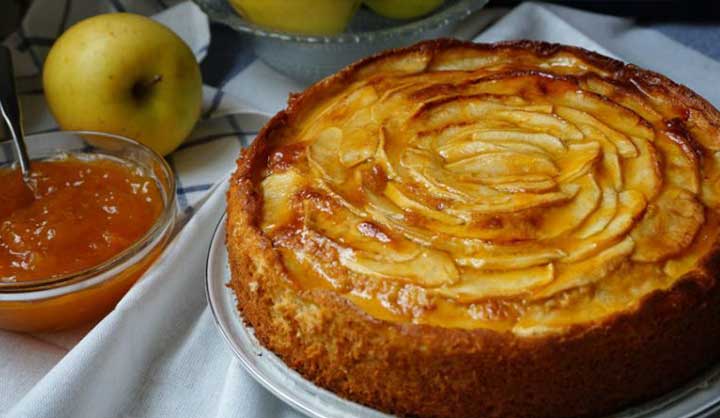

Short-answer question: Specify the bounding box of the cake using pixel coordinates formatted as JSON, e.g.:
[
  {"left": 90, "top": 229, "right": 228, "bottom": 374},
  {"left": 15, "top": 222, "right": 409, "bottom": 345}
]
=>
[{"left": 226, "top": 39, "right": 720, "bottom": 418}]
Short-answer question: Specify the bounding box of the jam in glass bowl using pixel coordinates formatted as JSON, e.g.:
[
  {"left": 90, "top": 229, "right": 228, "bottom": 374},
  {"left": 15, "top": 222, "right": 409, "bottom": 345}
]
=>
[{"left": 0, "top": 131, "right": 176, "bottom": 332}]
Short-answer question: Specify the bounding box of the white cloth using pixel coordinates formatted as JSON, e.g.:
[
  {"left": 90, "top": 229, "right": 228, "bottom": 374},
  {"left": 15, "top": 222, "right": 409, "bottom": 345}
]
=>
[{"left": 2, "top": 2, "right": 720, "bottom": 417}]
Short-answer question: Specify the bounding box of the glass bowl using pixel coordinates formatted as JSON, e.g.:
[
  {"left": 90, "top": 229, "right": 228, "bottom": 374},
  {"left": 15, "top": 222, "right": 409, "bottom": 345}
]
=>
[
  {"left": 193, "top": 0, "right": 489, "bottom": 82},
  {"left": 0, "top": 131, "right": 176, "bottom": 332}
]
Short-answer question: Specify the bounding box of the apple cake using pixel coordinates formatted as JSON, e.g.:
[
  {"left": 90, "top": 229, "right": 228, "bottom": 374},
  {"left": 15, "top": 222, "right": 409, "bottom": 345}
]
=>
[{"left": 226, "top": 39, "right": 720, "bottom": 418}]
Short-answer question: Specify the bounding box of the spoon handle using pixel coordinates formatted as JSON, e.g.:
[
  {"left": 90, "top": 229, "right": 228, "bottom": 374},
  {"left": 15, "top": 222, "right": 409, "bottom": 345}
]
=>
[{"left": 0, "top": 45, "right": 31, "bottom": 178}]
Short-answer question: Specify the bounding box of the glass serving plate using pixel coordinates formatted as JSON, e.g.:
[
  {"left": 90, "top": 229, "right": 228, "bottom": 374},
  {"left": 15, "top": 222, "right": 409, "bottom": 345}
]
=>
[
  {"left": 206, "top": 215, "right": 720, "bottom": 418},
  {"left": 192, "top": 0, "right": 489, "bottom": 82}
]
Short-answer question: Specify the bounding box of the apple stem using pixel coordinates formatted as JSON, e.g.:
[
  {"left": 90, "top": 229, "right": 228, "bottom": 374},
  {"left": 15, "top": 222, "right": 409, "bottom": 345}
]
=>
[
  {"left": 132, "top": 74, "right": 163, "bottom": 100},
  {"left": 147, "top": 74, "right": 163, "bottom": 87}
]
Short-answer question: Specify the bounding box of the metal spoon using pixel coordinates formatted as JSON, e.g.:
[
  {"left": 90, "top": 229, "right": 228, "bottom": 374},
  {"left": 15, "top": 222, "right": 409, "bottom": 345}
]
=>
[{"left": 0, "top": 45, "right": 32, "bottom": 186}]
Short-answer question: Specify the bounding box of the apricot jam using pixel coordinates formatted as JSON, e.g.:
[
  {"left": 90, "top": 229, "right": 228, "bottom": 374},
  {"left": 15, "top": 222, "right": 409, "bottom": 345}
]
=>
[{"left": 0, "top": 157, "right": 163, "bottom": 283}]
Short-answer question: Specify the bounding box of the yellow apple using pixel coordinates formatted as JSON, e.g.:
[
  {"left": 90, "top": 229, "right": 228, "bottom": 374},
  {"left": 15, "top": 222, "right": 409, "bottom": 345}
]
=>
[
  {"left": 228, "top": 0, "right": 361, "bottom": 35},
  {"left": 43, "top": 13, "right": 202, "bottom": 156},
  {"left": 364, "top": 0, "right": 444, "bottom": 20}
]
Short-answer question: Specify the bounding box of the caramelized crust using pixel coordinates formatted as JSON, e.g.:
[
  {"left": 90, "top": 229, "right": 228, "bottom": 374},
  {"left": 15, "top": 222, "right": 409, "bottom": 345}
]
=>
[{"left": 227, "top": 40, "right": 720, "bottom": 418}]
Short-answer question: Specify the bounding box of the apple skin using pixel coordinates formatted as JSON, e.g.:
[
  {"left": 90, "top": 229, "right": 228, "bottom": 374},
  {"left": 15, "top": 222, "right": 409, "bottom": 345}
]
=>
[
  {"left": 228, "top": 0, "right": 361, "bottom": 35},
  {"left": 364, "top": 0, "right": 444, "bottom": 20},
  {"left": 43, "top": 13, "right": 202, "bottom": 156}
]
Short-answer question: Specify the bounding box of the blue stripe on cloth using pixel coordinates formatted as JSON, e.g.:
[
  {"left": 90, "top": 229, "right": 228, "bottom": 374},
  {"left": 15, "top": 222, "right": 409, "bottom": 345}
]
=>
[
  {"left": 58, "top": 0, "right": 72, "bottom": 35},
  {"left": 653, "top": 24, "right": 720, "bottom": 62},
  {"left": 109, "top": 0, "right": 126, "bottom": 12},
  {"left": 19, "top": 88, "right": 44, "bottom": 95},
  {"left": 226, "top": 115, "right": 251, "bottom": 147},
  {"left": 16, "top": 28, "right": 44, "bottom": 72},
  {"left": 217, "top": 35, "right": 256, "bottom": 80},
  {"left": 166, "top": 156, "right": 189, "bottom": 211},
  {"left": 16, "top": 74, "right": 41, "bottom": 80},
  {"left": 195, "top": 44, "right": 209, "bottom": 57},
  {"left": 202, "top": 89, "right": 225, "bottom": 119},
  {"left": 17, "top": 36, "right": 55, "bottom": 48},
  {"left": 200, "top": 28, "right": 256, "bottom": 87},
  {"left": 179, "top": 129, "right": 259, "bottom": 151},
  {"left": 177, "top": 184, "right": 212, "bottom": 194},
  {"left": 26, "top": 127, "right": 61, "bottom": 135}
]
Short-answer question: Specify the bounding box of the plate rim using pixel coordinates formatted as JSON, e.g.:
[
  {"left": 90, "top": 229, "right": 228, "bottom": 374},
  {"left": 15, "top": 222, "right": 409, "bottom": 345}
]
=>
[
  {"left": 206, "top": 213, "right": 720, "bottom": 418},
  {"left": 205, "top": 215, "right": 322, "bottom": 418},
  {"left": 205, "top": 214, "right": 394, "bottom": 418}
]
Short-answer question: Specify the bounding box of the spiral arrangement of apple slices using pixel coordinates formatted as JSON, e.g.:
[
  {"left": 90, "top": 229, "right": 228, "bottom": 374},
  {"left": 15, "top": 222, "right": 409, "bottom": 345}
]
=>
[{"left": 258, "top": 44, "right": 720, "bottom": 332}]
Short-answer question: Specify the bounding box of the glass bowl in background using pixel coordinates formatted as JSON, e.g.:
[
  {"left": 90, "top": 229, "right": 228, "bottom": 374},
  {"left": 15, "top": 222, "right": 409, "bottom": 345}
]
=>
[
  {"left": 193, "top": 0, "right": 489, "bottom": 82},
  {"left": 0, "top": 131, "right": 176, "bottom": 332}
]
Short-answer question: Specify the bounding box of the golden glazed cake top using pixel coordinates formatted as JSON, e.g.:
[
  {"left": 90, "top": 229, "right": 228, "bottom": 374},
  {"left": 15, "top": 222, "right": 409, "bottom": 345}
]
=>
[{"left": 251, "top": 41, "right": 720, "bottom": 335}]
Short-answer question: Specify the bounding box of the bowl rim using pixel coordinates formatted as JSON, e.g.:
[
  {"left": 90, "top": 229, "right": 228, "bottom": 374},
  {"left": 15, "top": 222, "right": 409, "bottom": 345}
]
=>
[
  {"left": 194, "top": 0, "right": 489, "bottom": 44},
  {"left": 0, "top": 130, "right": 177, "bottom": 297}
]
